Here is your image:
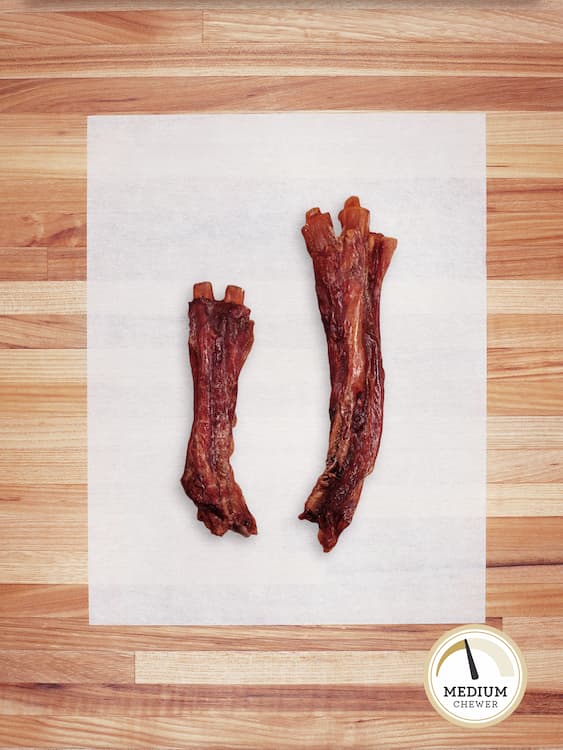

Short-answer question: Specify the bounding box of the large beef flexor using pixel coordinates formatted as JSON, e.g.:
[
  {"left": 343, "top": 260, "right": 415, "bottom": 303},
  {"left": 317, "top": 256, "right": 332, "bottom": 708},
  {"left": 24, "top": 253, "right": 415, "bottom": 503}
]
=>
[
  {"left": 300, "top": 197, "right": 397, "bottom": 552},
  {"left": 181, "top": 282, "right": 257, "bottom": 537}
]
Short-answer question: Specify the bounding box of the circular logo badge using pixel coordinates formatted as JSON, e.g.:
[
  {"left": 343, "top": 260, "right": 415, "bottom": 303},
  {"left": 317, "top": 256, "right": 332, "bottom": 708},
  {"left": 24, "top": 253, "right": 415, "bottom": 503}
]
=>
[{"left": 424, "top": 624, "right": 527, "bottom": 728}]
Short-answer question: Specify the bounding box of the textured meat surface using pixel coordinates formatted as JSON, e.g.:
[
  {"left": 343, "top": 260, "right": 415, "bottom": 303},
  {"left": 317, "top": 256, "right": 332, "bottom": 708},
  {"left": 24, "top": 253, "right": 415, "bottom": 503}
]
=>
[
  {"left": 181, "top": 282, "right": 257, "bottom": 537},
  {"left": 300, "top": 197, "right": 397, "bottom": 552}
]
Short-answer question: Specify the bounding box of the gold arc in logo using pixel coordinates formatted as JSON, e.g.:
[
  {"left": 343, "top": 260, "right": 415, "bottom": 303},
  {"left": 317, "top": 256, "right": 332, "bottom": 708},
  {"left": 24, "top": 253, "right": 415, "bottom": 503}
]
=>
[{"left": 435, "top": 637, "right": 515, "bottom": 677}]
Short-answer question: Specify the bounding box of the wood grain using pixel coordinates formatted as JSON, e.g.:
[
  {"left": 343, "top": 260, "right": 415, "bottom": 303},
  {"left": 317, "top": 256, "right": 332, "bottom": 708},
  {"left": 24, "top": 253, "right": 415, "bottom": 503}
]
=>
[
  {"left": 203, "top": 9, "right": 563, "bottom": 44},
  {"left": 487, "top": 566, "right": 563, "bottom": 617},
  {"left": 0, "top": 314, "right": 85, "bottom": 348},
  {"left": 0, "top": 584, "right": 88, "bottom": 618},
  {"left": 3, "top": 683, "right": 555, "bottom": 716},
  {"left": 0, "top": 4, "right": 561, "bottom": 749},
  {"left": 2, "top": 76, "right": 563, "bottom": 115},
  {"left": 0, "top": 213, "right": 85, "bottom": 248},
  {"left": 0, "top": 249, "right": 47, "bottom": 280},
  {"left": 0, "top": 713, "right": 562, "bottom": 749},
  {"left": 0, "top": 11, "right": 202, "bottom": 45},
  {"left": 0, "top": 619, "right": 500, "bottom": 652},
  {"left": 135, "top": 651, "right": 427, "bottom": 685},
  {"left": 2, "top": 42, "right": 563, "bottom": 79},
  {"left": 488, "top": 484, "right": 563, "bottom": 516},
  {"left": 0, "top": 650, "right": 134, "bottom": 683}
]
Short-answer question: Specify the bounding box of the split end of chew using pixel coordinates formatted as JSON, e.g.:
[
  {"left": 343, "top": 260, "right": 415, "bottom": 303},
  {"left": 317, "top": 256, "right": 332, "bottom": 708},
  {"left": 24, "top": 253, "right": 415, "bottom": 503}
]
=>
[
  {"left": 339, "top": 195, "right": 370, "bottom": 237},
  {"left": 224, "top": 285, "right": 245, "bottom": 305},
  {"left": 193, "top": 282, "right": 246, "bottom": 306},
  {"left": 193, "top": 281, "right": 214, "bottom": 300},
  {"left": 302, "top": 208, "right": 335, "bottom": 252}
]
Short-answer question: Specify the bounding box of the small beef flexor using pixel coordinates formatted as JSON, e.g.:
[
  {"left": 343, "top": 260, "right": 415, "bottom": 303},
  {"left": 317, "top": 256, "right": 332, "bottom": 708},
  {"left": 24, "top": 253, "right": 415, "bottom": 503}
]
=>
[
  {"left": 181, "top": 282, "right": 257, "bottom": 537},
  {"left": 299, "top": 197, "right": 397, "bottom": 552}
]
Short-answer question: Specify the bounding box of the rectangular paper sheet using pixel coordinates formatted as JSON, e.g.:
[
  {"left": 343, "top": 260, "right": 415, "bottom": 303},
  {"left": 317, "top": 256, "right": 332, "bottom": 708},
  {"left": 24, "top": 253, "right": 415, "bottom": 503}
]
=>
[{"left": 87, "top": 112, "right": 486, "bottom": 624}]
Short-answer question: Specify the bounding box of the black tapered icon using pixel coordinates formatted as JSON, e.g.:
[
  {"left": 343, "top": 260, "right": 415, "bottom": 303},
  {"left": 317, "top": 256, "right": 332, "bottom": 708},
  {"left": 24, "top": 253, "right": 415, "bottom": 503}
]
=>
[{"left": 464, "top": 638, "right": 479, "bottom": 680}]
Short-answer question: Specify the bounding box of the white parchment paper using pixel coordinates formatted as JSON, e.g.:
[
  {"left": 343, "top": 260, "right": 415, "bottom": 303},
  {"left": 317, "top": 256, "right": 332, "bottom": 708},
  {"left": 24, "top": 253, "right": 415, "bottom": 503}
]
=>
[{"left": 87, "top": 113, "right": 486, "bottom": 624}]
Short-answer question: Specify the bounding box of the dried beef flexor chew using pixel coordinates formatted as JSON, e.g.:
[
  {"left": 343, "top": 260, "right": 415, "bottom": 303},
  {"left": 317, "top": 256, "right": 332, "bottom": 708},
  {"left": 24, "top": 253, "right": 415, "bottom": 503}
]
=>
[
  {"left": 299, "top": 197, "right": 397, "bottom": 552},
  {"left": 181, "top": 282, "right": 257, "bottom": 537}
]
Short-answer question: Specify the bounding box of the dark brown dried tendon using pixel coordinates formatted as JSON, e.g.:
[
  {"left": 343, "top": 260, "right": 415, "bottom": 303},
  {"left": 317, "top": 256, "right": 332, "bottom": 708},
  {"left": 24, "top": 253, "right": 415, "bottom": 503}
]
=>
[
  {"left": 181, "top": 281, "right": 257, "bottom": 538},
  {"left": 300, "top": 197, "right": 397, "bottom": 552}
]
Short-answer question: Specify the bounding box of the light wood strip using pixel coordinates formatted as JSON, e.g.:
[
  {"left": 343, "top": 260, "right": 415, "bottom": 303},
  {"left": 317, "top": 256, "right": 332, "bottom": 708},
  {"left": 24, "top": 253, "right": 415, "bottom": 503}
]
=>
[
  {"left": 0, "top": 213, "right": 85, "bottom": 248},
  {"left": 2, "top": 77, "right": 563, "bottom": 114},
  {"left": 488, "top": 113, "right": 563, "bottom": 145},
  {"left": 0, "top": 550, "right": 86, "bottom": 584},
  {"left": 488, "top": 450, "right": 563, "bottom": 483},
  {"left": 135, "top": 650, "right": 425, "bottom": 685},
  {"left": 488, "top": 349, "right": 563, "bottom": 379},
  {"left": 504, "top": 617, "right": 563, "bottom": 648},
  {"left": 488, "top": 179, "right": 563, "bottom": 214},
  {"left": 1, "top": 42, "right": 563, "bottom": 79},
  {"left": 0, "top": 415, "right": 84, "bottom": 447},
  {"left": 0, "top": 619, "right": 500, "bottom": 653},
  {"left": 0, "top": 350, "right": 84, "bottom": 382},
  {"left": 0, "top": 584, "right": 88, "bottom": 618},
  {"left": 0, "top": 713, "right": 561, "bottom": 749},
  {"left": 488, "top": 417, "right": 563, "bottom": 449},
  {"left": 0, "top": 650, "right": 134, "bottom": 682},
  {"left": 488, "top": 315, "right": 563, "bottom": 348},
  {"left": 488, "top": 281, "right": 563, "bottom": 313},
  {"left": 0, "top": 447, "right": 85, "bottom": 482},
  {"left": 488, "top": 484, "right": 563, "bottom": 516},
  {"left": 525, "top": 650, "right": 563, "bottom": 689},
  {"left": 488, "top": 378, "right": 563, "bottom": 416},
  {"left": 0, "top": 282, "right": 84, "bottom": 313},
  {"left": 0, "top": 11, "right": 202, "bottom": 45},
  {"left": 204, "top": 9, "right": 563, "bottom": 44},
  {"left": 0, "top": 385, "right": 84, "bottom": 418},
  {"left": 0, "top": 248, "right": 47, "bottom": 280},
  {"left": 487, "top": 565, "right": 563, "bottom": 616},
  {"left": 1, "top": 522, "right": 86, "bottom": 552},
  {"left": 0, "top": 485, "right": 86, "bottom": 524},
  {"left": 488, "top": 145, "right": 563, "bottom": 178},
  {"left": 487, "top": 518, "right": 563, "bottom": 566},
  {"left": 0, "top": 314, "right": 85, "bottom": 348}
]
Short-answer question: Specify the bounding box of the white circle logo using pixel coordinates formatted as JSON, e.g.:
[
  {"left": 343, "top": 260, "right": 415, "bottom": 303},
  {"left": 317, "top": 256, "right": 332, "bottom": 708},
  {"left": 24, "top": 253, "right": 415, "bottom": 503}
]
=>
[{"left": 424, "top": 624, "right": 527, "bottom": 727}]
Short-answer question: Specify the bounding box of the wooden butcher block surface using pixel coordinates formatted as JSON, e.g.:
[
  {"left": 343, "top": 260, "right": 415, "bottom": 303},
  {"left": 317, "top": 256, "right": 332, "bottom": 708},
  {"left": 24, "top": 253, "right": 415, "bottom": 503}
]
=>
[{"left": 0, "top": 2, "right": 562, "bottom": 748}]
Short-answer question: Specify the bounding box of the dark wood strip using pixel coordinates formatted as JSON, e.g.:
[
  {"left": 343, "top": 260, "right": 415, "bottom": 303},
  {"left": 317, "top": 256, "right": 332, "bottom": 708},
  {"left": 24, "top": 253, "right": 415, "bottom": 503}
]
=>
[
  {"left": 488, "top": 518, "right": 563, "bottom": 567},
  {"left": 47, "top": 247, "right": 86, "bottom": 280},
  {"left": 0, "top": 618, "right": 501, "bottom": 652},
  {"left": 0, "top": 212, "right": 85, "bottom": 249},
  {"left": 488, "top": 179, "right": 563, "bottom": 214},
  {"left": 0, "top": 248, "right": 47, "bottom": 280},
  {"left": 0, "top": 651, "right": 134, "bottom": 683},
  {"left": 1, "top": 76, "right": 563, "bottom": 114},
  {"left": 3, "top": 683, "right": 554, "bottom": 715}
]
